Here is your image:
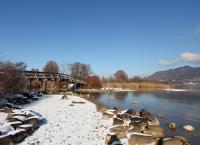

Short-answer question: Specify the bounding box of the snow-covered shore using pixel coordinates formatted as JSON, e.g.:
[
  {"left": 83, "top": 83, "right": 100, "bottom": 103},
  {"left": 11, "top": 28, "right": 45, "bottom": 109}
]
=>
[{"left": 17, "top": 95, "right": 112, "bottom": 145}]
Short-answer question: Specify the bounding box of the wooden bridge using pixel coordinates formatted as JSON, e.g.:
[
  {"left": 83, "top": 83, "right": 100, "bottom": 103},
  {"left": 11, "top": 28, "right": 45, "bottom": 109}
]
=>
[{"left": 22, "top": 71, "right": 86, "bottom": 92}]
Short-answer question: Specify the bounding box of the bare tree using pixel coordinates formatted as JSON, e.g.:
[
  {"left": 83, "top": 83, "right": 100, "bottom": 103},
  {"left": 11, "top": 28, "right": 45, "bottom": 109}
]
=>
[
  {"left": 131, "top": 76, "right": 143, "bottom": 82},
  {"left": 0, "top": 61, "right": 28, "bottom": 93},
  {"left": 87, "top": 75, "right": 102, "bottom": 89},
  {"left": 43, "top": 61, "right": 59, "bottom": 73},
  {"left": 68, "top": 62, "right": 92, "bottom": 79},
  {"left": 114, "top": 70, "right": 128, "bottom": 83}
]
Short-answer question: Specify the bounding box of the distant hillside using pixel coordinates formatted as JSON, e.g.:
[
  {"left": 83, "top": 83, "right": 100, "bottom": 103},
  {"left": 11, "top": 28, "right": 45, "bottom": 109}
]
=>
[{"left": 148, "top": 66, "right": 200, "bottom": 82}]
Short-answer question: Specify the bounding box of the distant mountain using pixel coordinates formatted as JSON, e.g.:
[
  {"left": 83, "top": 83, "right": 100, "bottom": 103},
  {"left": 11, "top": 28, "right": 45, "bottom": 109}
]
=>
[{"left": 148, "top": 66, "right": 200, "bottom": 82}]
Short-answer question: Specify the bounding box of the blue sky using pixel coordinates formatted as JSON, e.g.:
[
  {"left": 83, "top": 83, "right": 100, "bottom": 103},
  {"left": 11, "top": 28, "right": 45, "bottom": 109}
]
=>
[{"left": 0, "top": 0, "right": 200, "bottom": 77}]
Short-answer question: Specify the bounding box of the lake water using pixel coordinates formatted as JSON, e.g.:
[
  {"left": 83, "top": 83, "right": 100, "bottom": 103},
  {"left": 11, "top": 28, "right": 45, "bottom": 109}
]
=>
[{"left": 89, "top": 90, "right": 200, "bottom": 145}]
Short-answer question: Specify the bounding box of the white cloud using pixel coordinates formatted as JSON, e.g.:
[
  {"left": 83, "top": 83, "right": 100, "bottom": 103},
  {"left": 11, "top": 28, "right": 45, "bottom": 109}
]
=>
[
  {"left": 159, "top": 60, "right": 179, "bottom": 66},
  {"left": 181, "top": 52, "right": 200, "bottom": 63}
]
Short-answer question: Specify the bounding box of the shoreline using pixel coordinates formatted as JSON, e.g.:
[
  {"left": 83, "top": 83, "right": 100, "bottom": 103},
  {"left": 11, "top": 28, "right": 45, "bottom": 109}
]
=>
[{"left": 17, "top": 95, "right": 118, "bottom": 145}]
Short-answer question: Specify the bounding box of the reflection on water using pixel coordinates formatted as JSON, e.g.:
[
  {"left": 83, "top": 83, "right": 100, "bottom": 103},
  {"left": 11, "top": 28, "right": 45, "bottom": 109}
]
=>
[
  {"left": 89, "top": 90, "right": 200, "bottom": 145},
  {"left": 113, "top": 91, "right": 128, "bottom": 101}
]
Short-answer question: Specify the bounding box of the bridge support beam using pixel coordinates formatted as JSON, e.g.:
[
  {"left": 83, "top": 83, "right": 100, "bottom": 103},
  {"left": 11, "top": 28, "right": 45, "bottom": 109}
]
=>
[
  {"left": 29, "top": 80, "right": 32, "bottom": 92},
  {"left": 44, "top": 81, "right": 47, "bottom": 93}
]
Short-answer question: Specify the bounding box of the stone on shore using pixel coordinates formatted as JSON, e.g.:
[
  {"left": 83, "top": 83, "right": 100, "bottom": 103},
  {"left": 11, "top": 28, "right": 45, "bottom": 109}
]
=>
[
  {"left": 128, "top": 133, "right": 158, "bottom": 145},
  {"left": 169, "top": 122, "right": 176, "bottom": 129},
  {"left": 8, "top": 129, "right": 27, "bottom": 143},
  {"left": 0, "top": 134, "right": 13, "bottom": 145},
  {"left": 163, "top": 138, "right": 183, "bottom": 145},
  {"left": 183, "top": 125, "right": 195, "bottom": 132}
]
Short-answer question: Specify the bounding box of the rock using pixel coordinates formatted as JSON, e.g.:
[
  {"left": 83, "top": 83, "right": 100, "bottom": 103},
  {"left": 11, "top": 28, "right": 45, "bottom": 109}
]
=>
[
  {"left": 126, "top": 109, "right": 136, "bottom": 116},
  {"left": 127, "top": 126, "right": 142, "bottom": 133},
  {"left": 0, "top": 124, "right": 15, "bottom": 135},
  {"left": 110, "top": 125, "right": 129, "bottom": 139},
  {"left": 140, "top": 109, "right": 151, "bottom": 120},
  {"left": 111, "top": 141, "right": 123, "bottom": 145},
  {"left": 129, "top": 117, "right": 148, "bottom": 130},
  {"left": 18, "top": 124, "right": 34, "bottom": 134},
  {"left": 105, "top": 134, "right": 120, "bottom": 145},
  {"left": 128, "top": 133, "right": 158, "bottom": 145},
  {"left": 110, "top": 125, "right": 126, "bottom": 133},
  {"left": 133, "top": 101, "right": 139, "bottom": 104},
  {"left": 103, "top": 111, "right": 114, "bottom": 119},
  {"left": 174, "top": 136, "right": 187, "bottom": 143},
  {"left": 22, "top": 110, "right": 37, "bottom": 118},
  {"left": 61, "top": 95, "right": 68, "bottom": 99},
  {"left": 72, "top": 101, "right": 85, "bottom": 104},
  {"left": 6, "top": 113, "right": 25, "bottom": 121},
  {"left": 6, "top": 121, "right": 23, "bottom": 129},
  {"left": 8, "top": 129, "right": 27, "bottom": 143},
  {"left": 25, "top": 116, "right": 39, "bottom": 128},
  {"left": 183, "top": 125, "right": 195, "bottom": 132},
  {"left": 147, "top": 116, "right": 160, "bottom": 126},
  {"left": 163, "top": 138, "right": 183, "bottom": 145},
  {"left": 122, "top": 113, "right": 132, "bottom": 121},
  {"left": 143, "top": 130, "right": 165, "bottom": 138},
  {"left": 0, "top": 99, "right": 9, "bottom": 108},
  {"left": 32, "top": 96, "right": 39, "bottom": 101},
  {"left": 2, "top": 107, "right": 13, "bottom": 113},
  {"left": 116, "top": 114, "right": 123, "bottom": 120},
  {"left": 0, "top": 134, "right": 13, "bottom": 145},
  {"left": 10, "top": 115, "right": 27, "bottom": 122},
  {"left": 4, "top": 103, "right": 15, "bottom": 108},
  {"left": 169, "top": 122, "right": 176, "bottom": 129},
  {"left": 113, "top": 117, "right": 124, "bottom": 126},
  {"left": 148, "top": 125, "right": 164, "bottom": 132}
]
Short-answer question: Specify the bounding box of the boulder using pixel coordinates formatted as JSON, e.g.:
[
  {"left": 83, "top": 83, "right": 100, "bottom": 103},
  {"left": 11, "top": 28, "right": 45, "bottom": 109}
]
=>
[
  {"left": 140, "top": 109, "right": 151, "bottom": 120},
  {"left": 128, "top": 133, "right": 158, "bottom": 145},
  {"left": 105, "top": 134, "right": 120, "bottom": 145},
  {"left": 8, "top": 129, "right": 27, "bottom": 143},
  {"left": 1, "top": 107, "right": 13, "bottom": 114},
  {"left": 110, "top": 125, "right": 126, "bottom": 133},
  {"left": 163, "top": 138, "right": 183, "bottom": 145},
  {"left": 113, "top": 117, "right": 124, "bottom": 126},
  {"left": 148, "top": 125, "right": 164, "bottom": 132},
  {"left": 25, "top": 116, "right": 39, "bottom": 128},
  {"left": 174, "top": 136, "right": 187, "bottom": 143},
  {"left": 126, "top": 109, "right": 136, "bottom": 116},
  {"left": 9, "top": 115, "right": 26, "bottom": 122},
  {"left": 108, "top": 110, "right": 118, "bottom": 115},
  {"left": 6, "top": 121, "right": 22, "bottom": 129},
  {"left": 0, "top": 134, "right": 13, "bottom": 145},
  {"left": 143, "top": 130, "right": 165, "bottom": 138},
  {"left": 0, "top": 99, "right": 9, "bottom": 108},
  {"left": 183, "top": 125, "right": 195, "bottom": 132},
  {"left": 147, "top": 116, "right": 160, "bottom": 126},
  {"left": 110, "top": 125, "right": 129, "bottom": 139},
  {"left": 122, "top": 113, "right": 132, "bottom": 121},
  {"left": 0, "top": 123, "right": 15, "bottom": 135},
  {"left": 169, "top": 122, "right": 176, "bottom": 129},
  {"left": 129, "top": 118, "right": 148, "bottom": 130},
  {"left": 6, "top": 113, "right": 25, "bottom": 121},
  {"left": 18, "top": 124, "right": 34, "bottom": 134},
  {"left": 127, "top": 126, "right": 142, "bottom": 133},
  {"left": 103, "top": 111, "right": 114, "bottom": 119}
]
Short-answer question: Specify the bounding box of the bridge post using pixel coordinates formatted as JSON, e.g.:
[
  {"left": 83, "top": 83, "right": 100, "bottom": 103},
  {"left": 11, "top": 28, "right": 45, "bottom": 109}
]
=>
[
  {"left": 44, "top": 81, "right": 47, "bottom": 93},
  {"left": 41, "top": 80, "right": 44, "bottom": 92},
  {"left": 29, "top": 80, "right": 32, "bottom": 92},
  {"left": 59, "top": 81, "right": 61, "bottom": 92},
  {"left": 54, "top": 80, "right": 57, "bottom": 92}
]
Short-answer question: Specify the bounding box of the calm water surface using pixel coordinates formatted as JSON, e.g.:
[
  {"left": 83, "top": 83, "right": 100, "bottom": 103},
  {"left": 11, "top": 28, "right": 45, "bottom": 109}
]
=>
[{"left": 89, "top": 90, "right": 200, "bottom": 145}]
